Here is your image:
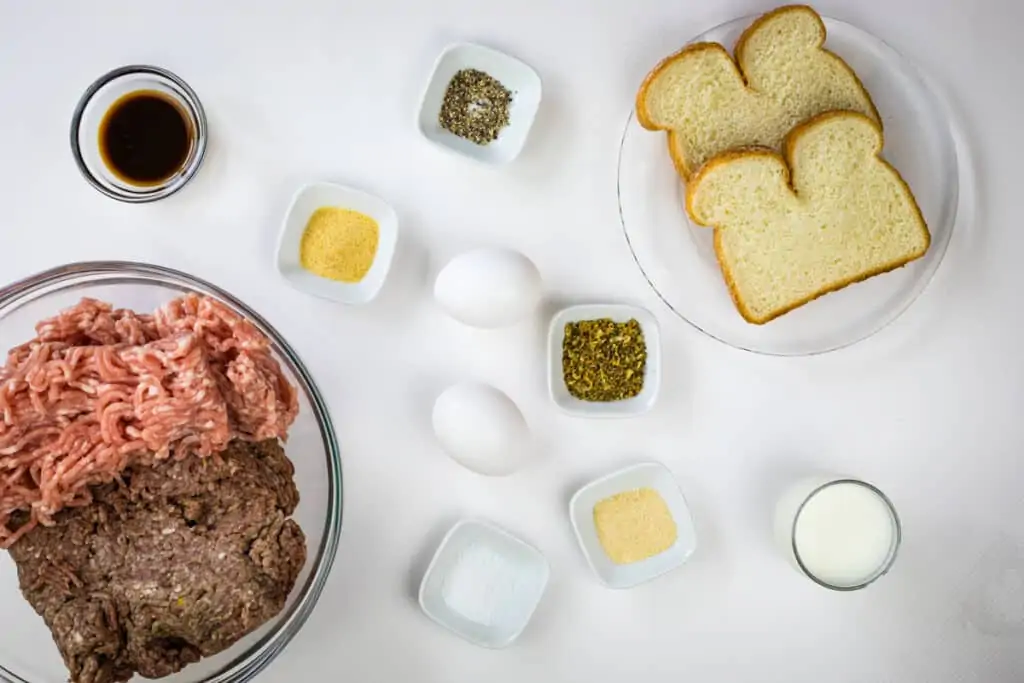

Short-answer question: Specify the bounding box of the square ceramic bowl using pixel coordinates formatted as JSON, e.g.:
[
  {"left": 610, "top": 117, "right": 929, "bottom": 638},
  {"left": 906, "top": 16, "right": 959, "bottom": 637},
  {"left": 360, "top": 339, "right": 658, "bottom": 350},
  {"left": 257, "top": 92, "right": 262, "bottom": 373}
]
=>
[
  {"left": 547, "top": 303, "right": 661, "bottom": 417},
  {"left": 570, "top": 462, "right": 697, "bottom": 589},
  {"left": 417, "top": 42, "right": 542, "bottom": 165},
  {"left": 275, "top": 182, "right": 398, "bottom": 304},
  {"left": 419, "top": 519, "right": 549, "bottom": 648}
]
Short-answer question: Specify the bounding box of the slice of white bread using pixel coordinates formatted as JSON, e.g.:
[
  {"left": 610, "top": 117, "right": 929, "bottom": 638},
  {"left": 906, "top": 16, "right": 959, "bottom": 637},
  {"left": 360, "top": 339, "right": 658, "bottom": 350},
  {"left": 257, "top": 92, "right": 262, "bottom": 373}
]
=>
[
  {"left": 636, "top": 5, "right": 879, "bottom": 179},
  {"left": 686, "top": 111, "right": 930, "bottom": 324}
]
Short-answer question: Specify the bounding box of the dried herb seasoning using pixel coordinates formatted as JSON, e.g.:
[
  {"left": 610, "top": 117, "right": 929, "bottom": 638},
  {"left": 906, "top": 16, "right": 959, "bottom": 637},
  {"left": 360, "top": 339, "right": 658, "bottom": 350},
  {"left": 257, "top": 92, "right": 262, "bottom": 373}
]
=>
[
  {"left": 562, "top": 318, "right": 646, "bottom": 402},
  {"left": 438, "top": 68, "right": 512, "bottom": 145}
]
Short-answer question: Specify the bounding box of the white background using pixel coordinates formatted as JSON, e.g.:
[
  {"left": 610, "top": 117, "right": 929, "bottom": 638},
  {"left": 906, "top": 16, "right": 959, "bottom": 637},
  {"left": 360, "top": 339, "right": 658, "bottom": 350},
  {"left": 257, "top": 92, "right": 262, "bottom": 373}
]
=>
[{"left": 1, "top": 0, "right": 1023, "bottom": 681}]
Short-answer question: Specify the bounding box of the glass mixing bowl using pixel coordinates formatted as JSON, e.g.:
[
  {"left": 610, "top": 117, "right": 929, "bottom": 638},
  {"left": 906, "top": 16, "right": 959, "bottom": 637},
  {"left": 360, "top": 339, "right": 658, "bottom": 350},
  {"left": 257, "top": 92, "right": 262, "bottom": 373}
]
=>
[{"left": 0, "top": 262, "right": 342, "bottom": 683}]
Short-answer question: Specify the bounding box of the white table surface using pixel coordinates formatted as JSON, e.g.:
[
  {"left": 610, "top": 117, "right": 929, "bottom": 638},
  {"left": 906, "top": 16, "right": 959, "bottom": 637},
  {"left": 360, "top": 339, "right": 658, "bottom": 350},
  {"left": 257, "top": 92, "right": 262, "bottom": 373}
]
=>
[{"left": 1, "top": 1, "right": 1023, "bottom": 681}]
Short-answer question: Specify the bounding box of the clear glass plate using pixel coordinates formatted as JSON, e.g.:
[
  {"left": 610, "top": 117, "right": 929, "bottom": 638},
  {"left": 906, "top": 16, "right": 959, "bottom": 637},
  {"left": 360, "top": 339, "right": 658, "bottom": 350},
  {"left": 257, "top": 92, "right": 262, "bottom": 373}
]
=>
[
  {"left": 618, "top": 15, "right": 970, "bottom": 355},
  {"left": 0, "top": 262, "right": 342, "bottom": 683}
]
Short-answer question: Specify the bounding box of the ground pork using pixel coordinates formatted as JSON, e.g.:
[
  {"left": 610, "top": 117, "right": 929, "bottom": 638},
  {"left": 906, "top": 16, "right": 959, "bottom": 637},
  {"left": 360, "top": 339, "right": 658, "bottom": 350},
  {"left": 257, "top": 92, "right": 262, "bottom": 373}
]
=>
[{"left": 0, "top": 294, "right": 299, "bottom": 547}]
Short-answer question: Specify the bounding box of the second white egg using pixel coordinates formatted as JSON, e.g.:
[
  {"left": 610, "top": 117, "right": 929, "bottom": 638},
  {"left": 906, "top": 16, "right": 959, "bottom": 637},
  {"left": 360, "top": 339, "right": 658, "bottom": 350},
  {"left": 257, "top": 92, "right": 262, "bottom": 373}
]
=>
[
  {"left": 434, "top": 248, "right": 542, "bottom": 328},
  {"left": 432, "top": 382, "right": 531, "bottom": 476}
]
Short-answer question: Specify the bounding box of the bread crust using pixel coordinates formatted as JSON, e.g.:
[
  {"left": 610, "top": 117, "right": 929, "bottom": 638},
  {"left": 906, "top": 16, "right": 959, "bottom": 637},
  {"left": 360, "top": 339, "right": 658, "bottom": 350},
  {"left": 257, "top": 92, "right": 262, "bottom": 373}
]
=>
[
  {"left": 735, "top": 5, "right": 881, "bottom": 125},
  {"left": 686, "top": 111, "right": 930, "bottom": 325},
  {"left": 636, "top": 42, "right": 732, "bottom": 130},
  {"left": 636, "top": 42, "right": 743, "bottom": 179},
  {"left": 666, "top": 131, "right": 692, "bottom": 179},
  {"left": 639, "top": 5, "right": 880, "bottom": 180}
]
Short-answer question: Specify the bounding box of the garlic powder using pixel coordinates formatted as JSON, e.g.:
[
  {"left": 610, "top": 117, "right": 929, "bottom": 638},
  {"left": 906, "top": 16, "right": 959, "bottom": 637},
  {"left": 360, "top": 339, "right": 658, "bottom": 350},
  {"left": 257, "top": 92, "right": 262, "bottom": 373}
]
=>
[{"left": 593, "top": 487, "right": 677, "bottom": 564}]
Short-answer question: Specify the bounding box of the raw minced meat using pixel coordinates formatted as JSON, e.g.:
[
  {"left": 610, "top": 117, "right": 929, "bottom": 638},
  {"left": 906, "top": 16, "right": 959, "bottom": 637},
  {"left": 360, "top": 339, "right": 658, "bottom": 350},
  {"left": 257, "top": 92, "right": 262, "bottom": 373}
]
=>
[
  {"left": 8, "top": 439, "right": 306, "bottom": 683},
  {"left": 0, "top": 294, "right": 299, "bottom": 547}
]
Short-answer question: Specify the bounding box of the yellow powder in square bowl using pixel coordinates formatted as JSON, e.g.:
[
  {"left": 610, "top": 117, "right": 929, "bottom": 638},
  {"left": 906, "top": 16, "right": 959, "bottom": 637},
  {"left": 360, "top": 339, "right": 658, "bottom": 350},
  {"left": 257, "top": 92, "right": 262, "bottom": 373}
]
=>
[
  {"left": 299, "top": 207, "right": 379, "bottom": 283},
  {"left": 593, "top": 487, "right": 677, "bottom": 564}
]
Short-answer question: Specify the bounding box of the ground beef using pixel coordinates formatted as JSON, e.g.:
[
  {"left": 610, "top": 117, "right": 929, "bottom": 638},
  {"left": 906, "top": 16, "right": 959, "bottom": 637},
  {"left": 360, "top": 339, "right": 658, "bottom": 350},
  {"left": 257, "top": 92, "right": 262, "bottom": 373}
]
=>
[{"left": 7, "top": 439, "right": 306, "bottom": 683}]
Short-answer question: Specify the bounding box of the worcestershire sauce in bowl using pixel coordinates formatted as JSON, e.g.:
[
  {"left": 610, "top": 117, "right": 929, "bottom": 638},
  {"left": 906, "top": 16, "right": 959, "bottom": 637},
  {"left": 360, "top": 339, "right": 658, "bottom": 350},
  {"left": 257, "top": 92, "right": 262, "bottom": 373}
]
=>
[{"left": 99, "top": 90, "right": 193, "bottom": 186}]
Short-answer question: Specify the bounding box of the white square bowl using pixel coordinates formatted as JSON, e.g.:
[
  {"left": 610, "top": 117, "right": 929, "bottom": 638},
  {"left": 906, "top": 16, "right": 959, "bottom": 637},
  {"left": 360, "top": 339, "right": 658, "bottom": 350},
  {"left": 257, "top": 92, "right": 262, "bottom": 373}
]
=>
[
  {"left": 570, "top": 462, "right": 697, "bottom": 589},
  {"left": 419, "top": 519, "right": 549, "bottom": 648},
  {"left": 417, "top": 42, "right": 542, "bottom": 165},
  {"left": 275, "top": 182, "right": 398, "bottom": 304},
  {"left": 547, "top": 304, "right": 662, "bottom": 417}
]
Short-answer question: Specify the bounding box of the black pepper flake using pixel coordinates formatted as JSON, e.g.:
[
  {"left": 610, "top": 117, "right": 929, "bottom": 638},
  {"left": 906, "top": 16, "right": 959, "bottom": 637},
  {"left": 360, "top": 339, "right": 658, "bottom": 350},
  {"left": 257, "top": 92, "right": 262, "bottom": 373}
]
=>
[
  {"left": 438, "top": 68, "right": 513, "bottom": 145},
  {"left": 562, "top": 318, "right": 647, "bottom": 402}
]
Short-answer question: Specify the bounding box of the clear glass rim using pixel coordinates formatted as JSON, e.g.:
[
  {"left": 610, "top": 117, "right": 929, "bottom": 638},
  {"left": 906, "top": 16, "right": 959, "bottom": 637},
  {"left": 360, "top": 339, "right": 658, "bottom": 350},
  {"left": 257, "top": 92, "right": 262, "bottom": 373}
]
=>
[
  {"left": 69, "top": 65, "right": 209, "bottom": 204},
  {"left": 790, "top": 478, "right": 902, "bottom": 592},
  {"left": 0, "top": 261, "right": 343, "bottom": 683},
  {"left": 617, "top": 13, "right": 966, "bottom": 357}
]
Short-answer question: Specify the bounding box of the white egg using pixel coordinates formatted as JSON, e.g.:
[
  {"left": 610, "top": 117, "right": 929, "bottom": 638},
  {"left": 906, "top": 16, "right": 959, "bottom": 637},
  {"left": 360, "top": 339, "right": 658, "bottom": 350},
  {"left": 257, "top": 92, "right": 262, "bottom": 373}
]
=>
[
  {"left": 434, "top": 248, "right": 542, "bottom": 328},
  {"left": 432, "top": 383, "right": 531, "bottom": 476}
]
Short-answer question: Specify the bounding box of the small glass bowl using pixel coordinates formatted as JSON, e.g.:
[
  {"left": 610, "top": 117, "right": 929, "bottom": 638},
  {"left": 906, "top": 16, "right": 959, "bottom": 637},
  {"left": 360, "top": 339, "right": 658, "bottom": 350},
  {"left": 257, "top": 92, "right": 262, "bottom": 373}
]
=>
[
  {"left": 0, "top": 262, "right": 342, "bottom": 683},
  {"left": 70, "top": 65, "right": 208, "bottom": 202}
]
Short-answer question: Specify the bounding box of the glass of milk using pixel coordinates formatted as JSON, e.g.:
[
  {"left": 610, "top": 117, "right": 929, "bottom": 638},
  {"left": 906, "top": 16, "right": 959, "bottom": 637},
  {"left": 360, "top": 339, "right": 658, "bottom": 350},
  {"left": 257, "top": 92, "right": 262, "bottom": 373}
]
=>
[{"left": 774, "top": 477, "right": 901, "bottom": 590}]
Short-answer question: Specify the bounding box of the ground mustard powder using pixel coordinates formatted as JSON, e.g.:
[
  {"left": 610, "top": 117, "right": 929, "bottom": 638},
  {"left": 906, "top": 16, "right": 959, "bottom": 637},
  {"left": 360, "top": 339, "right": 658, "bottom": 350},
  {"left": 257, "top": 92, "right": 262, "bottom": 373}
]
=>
[
  {"left": 593, "top": 487, "right": 677, "bottom": 564},
  {"left": 299, "top": 207, "right": 379, "bottom": 283}
]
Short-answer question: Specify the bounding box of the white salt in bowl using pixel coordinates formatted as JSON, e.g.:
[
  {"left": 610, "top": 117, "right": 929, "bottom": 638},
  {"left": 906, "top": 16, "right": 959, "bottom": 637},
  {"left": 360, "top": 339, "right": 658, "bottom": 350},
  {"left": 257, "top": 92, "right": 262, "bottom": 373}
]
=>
[{"left": 419, "top": 519, "right": 549, "bottom": 648}]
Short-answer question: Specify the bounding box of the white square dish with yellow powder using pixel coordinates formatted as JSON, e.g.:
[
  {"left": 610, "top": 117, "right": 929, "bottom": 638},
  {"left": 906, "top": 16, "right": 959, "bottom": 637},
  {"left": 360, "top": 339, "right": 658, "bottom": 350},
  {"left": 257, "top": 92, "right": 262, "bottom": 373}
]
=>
[
  {"left": 276, "top": 182, "right": 398, "bottom": 304},
  {"left": 570, "top": 462, "right": 697, "bottom": 588}
]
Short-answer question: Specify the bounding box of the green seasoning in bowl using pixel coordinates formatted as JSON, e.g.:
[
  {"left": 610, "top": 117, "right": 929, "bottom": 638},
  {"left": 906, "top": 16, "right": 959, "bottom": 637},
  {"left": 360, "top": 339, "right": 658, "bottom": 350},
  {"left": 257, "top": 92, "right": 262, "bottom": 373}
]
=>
[{"left": 562, "top": 318, "right": 646, "bottom": 402}]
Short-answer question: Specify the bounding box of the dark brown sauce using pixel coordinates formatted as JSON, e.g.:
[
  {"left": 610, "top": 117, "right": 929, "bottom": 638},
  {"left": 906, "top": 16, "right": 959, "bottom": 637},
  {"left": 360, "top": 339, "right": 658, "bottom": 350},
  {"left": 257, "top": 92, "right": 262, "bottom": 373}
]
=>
[{"left": 99, "top": 91, "right": 193, "bottom": 186}]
